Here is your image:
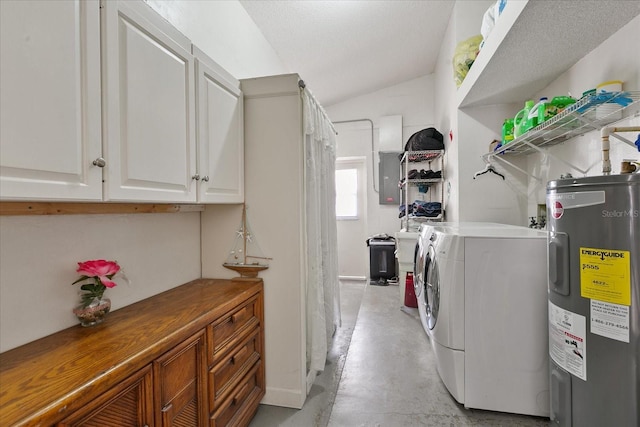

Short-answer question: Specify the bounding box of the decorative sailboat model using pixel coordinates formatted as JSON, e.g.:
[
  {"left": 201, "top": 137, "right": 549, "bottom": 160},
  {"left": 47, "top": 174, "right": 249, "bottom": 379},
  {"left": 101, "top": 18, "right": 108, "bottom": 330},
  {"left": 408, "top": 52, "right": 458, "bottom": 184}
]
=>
[{"left": 223, "top": 204, "right": 272, "bottom": 278}]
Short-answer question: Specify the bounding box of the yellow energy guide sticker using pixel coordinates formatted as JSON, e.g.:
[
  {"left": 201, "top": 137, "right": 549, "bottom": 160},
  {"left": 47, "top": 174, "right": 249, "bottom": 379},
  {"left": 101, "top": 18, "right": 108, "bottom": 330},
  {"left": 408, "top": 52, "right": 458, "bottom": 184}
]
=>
[{"left": 580, "top": 247, "right": 631, "bottom": 306}]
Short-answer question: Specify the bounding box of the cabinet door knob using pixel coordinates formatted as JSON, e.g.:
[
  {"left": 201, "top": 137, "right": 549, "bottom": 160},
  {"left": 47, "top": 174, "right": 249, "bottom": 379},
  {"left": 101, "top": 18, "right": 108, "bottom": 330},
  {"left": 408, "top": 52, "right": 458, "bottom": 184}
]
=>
[
  {"left": 201, "top": 175, "right": 209, "bottom": 182},
  {"left": 92, "top": 157, "right": 106, "bottom": 168},
  {"left": 161, "top": 403, "right": 173, "bottom": 413},
  {"left": 192, "top": 174, "right": 200, "bottom": 181}
]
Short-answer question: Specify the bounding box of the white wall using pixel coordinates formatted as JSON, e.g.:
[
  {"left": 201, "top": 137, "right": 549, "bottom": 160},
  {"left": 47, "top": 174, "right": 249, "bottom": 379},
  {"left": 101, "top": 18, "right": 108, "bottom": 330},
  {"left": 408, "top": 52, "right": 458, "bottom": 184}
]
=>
[
  {"left": 457, "top": 103, "right": 528, "bottom": 224},
  {"left": 434, "top": 2, "right": 639, "bottom": 226},
  {"left": 146, "top": 0, "right": 288, "bottom": 79},
  {"left": 327, "top": 75, "right": 436, "bottom": 237},
  {"left": 436, "top": 0, "right": 517, "bottom": 224},
  {"left": 526, "top": 15, "right": 640, "bottom": 215},
  {"left": 452, "top": 0, "right": 527, "bottom": 225},
  {"left": 0, "top": 213, "right": 201, "bottom": 352},
  {"left": 0, "top": 0, "right": 288, "bottom": 353},
  {"left": 434, "top": 2, "right": 458, "bottom": 221}
]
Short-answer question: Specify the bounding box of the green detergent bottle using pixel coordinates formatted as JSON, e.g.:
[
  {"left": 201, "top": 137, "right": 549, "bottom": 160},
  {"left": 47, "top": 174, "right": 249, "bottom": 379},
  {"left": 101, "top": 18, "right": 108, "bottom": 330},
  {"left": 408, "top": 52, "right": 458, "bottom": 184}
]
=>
[
  {"left": 550, "top": 96, "right": 576, "bottom": 116},
  {"left": 528, "top": 97, "right": 548, "bottom": 128},
  {"left": 513, "top": 100, "right": 534, "bottom": 138},
  {"left": 502, "top": 118, "right": 514, "bottom": 145}
]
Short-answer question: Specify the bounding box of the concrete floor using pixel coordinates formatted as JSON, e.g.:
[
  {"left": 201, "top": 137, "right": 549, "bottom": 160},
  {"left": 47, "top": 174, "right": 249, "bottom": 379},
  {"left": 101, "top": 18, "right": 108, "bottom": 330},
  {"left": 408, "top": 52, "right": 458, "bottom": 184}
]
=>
[{"left": 250, "top": 281, "right": 552, "bottom": 426}]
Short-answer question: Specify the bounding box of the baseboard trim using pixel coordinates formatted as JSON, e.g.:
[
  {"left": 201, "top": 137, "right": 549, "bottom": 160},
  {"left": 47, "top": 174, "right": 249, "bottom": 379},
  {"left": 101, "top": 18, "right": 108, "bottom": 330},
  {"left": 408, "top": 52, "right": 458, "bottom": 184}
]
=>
[
  {"left": 260, "top": 386, "right": 306, "bottom": 409},
  {"left": 339, "top": 275, "right": 367, "bottom": 281}
]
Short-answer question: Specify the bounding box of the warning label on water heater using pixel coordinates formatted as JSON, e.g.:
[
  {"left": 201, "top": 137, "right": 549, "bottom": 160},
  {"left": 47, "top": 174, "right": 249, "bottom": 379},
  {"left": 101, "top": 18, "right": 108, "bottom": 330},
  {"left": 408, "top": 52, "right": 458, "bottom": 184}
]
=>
[
  {"left": 579, "top": 247, "right": 631, "bottom": 306},
  {"left": 590, "top": 300, "right": 629, "bottom": 343},
  {"left": 549, "top": 302, "right": 587, "bottom": 381}
]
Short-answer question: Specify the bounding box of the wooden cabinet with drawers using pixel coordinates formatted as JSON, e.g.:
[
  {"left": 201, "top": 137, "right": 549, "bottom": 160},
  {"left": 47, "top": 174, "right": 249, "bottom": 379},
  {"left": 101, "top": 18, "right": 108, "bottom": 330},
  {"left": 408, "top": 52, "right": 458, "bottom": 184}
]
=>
[
  {"left": 207, "top": 296, "right": 264, "bottom": 426},
  {"left": 0, "top": 278, "right": 264, "bottom": 427}
]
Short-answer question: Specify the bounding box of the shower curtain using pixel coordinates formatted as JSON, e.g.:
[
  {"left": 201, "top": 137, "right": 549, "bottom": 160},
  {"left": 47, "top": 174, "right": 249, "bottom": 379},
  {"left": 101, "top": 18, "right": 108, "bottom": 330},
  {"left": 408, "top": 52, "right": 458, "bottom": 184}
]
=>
[{"left": 302, "top": 87, "right": 341, "bottom": 379}]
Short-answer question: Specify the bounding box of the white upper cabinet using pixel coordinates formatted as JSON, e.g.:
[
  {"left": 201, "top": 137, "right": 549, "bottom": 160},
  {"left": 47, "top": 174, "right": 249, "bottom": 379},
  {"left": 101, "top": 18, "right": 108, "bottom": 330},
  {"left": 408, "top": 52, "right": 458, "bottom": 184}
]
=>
[
  {"left": 1, "top": 0, "right": 243, "bottom": 204},
  {"left": 101, "top": 0, "right": 197, "bottom": 202},
  {"left": 194, "top": 47, "right": 244, "bottom": 203},
  {"left": 0, "top": 0, "right": 102, "bottom": 201}
]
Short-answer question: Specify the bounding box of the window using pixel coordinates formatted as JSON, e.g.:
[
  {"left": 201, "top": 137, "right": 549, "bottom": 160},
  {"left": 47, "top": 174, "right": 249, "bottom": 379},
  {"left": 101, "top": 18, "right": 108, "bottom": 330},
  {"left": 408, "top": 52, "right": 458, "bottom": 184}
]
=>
[{"left": 335, "top": 168, "right": 358, "bottom": 219}]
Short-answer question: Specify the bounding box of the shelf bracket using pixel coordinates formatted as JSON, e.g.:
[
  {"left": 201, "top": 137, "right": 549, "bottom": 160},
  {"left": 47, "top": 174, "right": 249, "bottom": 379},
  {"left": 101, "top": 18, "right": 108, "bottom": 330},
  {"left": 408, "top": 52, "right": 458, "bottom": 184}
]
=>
[
  {"left": 519, "top": 139, "right": 589, "bottom": 176},
  {"left": 484, "top": 153, "right": 542, "bottom": 182},
  {"left": 608, "top": 127, "right": 640, "bottom": 149},
  {"left": 601, "top": 126, "right": 640, "bottom": 174}
]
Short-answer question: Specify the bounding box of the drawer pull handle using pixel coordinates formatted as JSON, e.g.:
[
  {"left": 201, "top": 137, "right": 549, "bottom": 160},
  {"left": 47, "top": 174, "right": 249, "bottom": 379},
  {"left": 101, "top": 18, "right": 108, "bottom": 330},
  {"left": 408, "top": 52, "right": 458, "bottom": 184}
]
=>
[
  {"left": 231, "top": 346, "right": 248, "bottom": 364},
  {"left": 161, "top": 403, "right": 173, "bottom": 413},
  {"left": 231, "top": 308, "right": 246, "bottom": 323},
  {"left": 232, "top": 383, "right": 248, "bottom": 406}
]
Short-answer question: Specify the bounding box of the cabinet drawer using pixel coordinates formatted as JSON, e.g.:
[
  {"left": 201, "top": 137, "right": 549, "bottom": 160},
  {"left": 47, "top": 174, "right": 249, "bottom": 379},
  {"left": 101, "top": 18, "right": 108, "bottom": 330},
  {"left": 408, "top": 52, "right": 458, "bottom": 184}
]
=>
[
  {"left": 209, "top": 297, "right": 259, "bottom": 361},
  {"left": 209, "top": 327, "right": 261, "bottom": 410},
  {"left": 210, "top": 361, "right": 262, "bottom": 427}
]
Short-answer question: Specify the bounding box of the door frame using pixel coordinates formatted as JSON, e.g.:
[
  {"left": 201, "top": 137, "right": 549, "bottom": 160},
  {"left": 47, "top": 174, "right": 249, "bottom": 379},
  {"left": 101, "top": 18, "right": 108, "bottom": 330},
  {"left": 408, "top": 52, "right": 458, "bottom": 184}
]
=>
[{"left": 335, "top": 156, "right": 368, "bottom": 280}]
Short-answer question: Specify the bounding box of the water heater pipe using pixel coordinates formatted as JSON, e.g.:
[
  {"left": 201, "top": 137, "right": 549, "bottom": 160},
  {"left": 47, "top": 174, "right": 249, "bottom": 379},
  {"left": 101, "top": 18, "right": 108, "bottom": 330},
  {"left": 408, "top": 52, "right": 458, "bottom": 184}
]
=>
[{"left": 601, "top": 126, "right": 640, "bottom": 175}]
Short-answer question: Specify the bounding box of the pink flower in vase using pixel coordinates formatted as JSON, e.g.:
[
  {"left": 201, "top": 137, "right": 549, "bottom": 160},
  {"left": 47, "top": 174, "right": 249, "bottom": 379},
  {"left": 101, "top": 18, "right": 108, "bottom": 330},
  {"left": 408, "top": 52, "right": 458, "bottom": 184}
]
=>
[
  {"left": 75, "top": 259, "right": 121, "bottom": 288},
  {"left": 72, "top": 259, "right": 121, "bottom": 307}
]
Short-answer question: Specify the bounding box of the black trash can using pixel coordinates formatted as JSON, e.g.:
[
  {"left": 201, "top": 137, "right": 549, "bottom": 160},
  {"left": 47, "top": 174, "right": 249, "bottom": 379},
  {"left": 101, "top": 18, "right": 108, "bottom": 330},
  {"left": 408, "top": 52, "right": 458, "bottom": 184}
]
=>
[{"left": 367, "top": 236, "right": 396, "bottom": 284}]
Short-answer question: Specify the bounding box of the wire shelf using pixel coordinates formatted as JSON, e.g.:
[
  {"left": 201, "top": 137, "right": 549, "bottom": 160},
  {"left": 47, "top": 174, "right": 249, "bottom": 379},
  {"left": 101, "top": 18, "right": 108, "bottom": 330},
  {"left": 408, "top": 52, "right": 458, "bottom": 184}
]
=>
[
  {"left": 404, "top": 214, "right": 445, "bottom": 232},
  {"left": 400, "top": 150, "right": 446, "bottom": 228},
  {"left": 399, "top": 178, "right": 443, "bottom": 188},
  {"left": 407, "top": 178, "right": 443, "bottom": 185},
  {"left": 489, "top": 91, "right": 640, "bottom": 157},
  {"left": 408, "top": 214, "right": 444, "bottom": 221},
  {"left": 401, "top": 150, "right": 444, "bottom": 163}
]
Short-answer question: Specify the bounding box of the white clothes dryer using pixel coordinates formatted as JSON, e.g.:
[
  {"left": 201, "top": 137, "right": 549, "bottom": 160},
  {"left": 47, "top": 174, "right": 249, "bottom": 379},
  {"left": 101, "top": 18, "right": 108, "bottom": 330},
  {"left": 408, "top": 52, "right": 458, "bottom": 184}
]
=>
[
  {"left": 417, "top": 223, "right": 550, "bottom": 417},
  {"left": 414, "top": 222, "right": 516, "bottom": 340},
  {"left": 414, "top": 223, "right": 437, "bottom": 336}
]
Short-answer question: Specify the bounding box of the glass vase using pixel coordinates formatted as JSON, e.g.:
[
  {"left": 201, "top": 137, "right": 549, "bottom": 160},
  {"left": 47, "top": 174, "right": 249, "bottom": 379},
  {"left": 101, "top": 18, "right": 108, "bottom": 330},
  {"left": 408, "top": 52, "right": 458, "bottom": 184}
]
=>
[{"left": 73, "top": 296, "right": 111, "bottom": 327}]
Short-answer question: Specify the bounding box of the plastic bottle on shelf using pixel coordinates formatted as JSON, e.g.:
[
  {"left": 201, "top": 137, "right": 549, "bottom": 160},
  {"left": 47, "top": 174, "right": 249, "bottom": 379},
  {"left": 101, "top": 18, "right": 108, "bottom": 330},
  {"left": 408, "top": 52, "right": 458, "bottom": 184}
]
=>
[
  {"left": 549, "top": 96, "right": 576, "bottom": 117},
  {"left": 527, "top": 97, "right": 548, "bottom": 128},
  {"left": 502, "top": 118, "right": 514, "bottom": 145},
  {"left": 513, "top": 100, "right": 534, "bottom": 138},
  {"left": 540, "top": 97, "right": 559, "bottom": 122}
]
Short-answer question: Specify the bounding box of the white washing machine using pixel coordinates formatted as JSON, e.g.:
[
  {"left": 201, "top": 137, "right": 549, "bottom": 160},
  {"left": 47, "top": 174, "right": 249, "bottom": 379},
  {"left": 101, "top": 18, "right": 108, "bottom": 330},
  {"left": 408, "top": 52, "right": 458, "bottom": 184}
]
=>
[
  {"left": 415, "top": 222, "right": 550, "bottom": 417},
  {"left": 414, "top": 223, "right": 436, "bottom": 336},
  {"left": 414, "top": 222, "right": 521, "bottom": 339}
]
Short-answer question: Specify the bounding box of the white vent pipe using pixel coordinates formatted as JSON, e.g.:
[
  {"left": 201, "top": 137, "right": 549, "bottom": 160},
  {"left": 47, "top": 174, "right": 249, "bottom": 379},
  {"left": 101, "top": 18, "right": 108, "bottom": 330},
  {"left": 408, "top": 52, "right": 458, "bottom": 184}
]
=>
[{"left": 601, "top": 126, "right": 640, "bottom": 175}]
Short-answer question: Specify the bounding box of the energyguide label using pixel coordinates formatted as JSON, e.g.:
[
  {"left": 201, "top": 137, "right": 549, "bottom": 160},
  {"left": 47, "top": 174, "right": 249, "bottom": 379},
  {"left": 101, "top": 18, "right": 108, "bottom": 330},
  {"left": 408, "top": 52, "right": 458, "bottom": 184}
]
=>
[{"left": 579, "top": 247, "right": 631, "bottom": 306}]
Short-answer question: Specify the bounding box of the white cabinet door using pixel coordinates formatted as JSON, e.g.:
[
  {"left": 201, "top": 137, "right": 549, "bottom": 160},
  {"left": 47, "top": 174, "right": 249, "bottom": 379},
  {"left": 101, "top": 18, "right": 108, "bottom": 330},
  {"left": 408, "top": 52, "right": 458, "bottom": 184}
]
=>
[
  {"left": 101, "top": 0, "right": 196, "bottom": 202},
  {"left": 194, "top": 48, "right": 244, "bottom": 203},
  {"left": 0, "top": 0, "right": 102, "bottom": 201}
]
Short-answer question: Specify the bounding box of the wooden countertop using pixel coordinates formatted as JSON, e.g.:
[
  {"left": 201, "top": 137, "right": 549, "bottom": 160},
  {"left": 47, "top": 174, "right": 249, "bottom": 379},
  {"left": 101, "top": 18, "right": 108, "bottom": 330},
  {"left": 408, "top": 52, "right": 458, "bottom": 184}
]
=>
[{"left": 0, "top": 278, "right": 263, "bottom": 426}]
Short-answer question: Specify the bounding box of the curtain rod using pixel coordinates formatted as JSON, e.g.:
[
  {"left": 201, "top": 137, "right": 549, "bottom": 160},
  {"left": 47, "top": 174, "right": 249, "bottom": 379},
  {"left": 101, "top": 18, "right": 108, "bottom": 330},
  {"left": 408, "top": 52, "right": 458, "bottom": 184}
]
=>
[{"left": 298, "top": 79, "right": 337, "bottom": 135}]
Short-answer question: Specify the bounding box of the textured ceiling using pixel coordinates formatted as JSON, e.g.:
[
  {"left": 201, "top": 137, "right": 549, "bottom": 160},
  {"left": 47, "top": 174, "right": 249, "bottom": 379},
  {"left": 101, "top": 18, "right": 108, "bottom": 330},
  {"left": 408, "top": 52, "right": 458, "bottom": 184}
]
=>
[{"left": 239, "top": 0, "right": 455, "bottom": 106}]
